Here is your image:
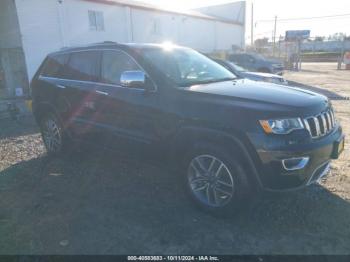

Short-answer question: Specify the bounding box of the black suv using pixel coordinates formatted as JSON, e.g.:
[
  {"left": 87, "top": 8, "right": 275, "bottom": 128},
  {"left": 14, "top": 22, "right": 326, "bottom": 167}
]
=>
[{"left": 31, "top": 42, "right": 345, "bottom": 213}]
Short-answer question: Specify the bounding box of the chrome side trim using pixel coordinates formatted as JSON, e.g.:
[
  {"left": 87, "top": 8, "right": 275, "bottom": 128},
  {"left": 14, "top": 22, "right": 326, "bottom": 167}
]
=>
[
  {"left": 57, "top": 84, "right": 66, "bottom": 89},
  {"left": 39, "top": 76, "right": 147, "bottom": 92},
  {"left": 96, "top": 90, "right": 109, "bottom": 96},
  {"left": 41, "top": 48, "right": 158, "bottom": 92}
]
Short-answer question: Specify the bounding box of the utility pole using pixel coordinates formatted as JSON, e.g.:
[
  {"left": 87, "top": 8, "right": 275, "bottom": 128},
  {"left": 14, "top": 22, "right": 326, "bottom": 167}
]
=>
[
  {"left": 273, "top": 16, "right": 277, "bottom": 56},
  {"left": 251, "top": 2, "right": 254, "bottom": 47},
  {"left": 338, "top": 37, "right": 345, "bottom": 70},
  {"left": 57, "top": 0, "right": 67, "bottom": 47}
]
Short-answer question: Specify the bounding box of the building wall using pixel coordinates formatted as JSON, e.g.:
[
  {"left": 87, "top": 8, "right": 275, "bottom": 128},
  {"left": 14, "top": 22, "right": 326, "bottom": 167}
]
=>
[
  {"left": 196, "top": 1, "right": 245, "bottom": 49},
  {"left": 214, "top": 21, "right": 245, "bottom": 51},
  {"left": 15, "top": 0, "right": 245, "bottom": 81},
  {"left": 196, "top": 1, "right": 246, "bottom": 24},
  {"left": 131, "top": 9, "right": 219, "bottom": 52},
  {"left": 62, "top": 0, "right": 130, "bottom": 46},
  {"left": 16, "top": 0, "right": 73, "bottom": 81},
  {"left": 0, "top": 0, "right": 28, "bottom": 98},
  {"left": 0, "top": 0, "right": 22, "bottom": 49},
  {"left": 118, "top": 6, "right": 245, "bottom": 53}
]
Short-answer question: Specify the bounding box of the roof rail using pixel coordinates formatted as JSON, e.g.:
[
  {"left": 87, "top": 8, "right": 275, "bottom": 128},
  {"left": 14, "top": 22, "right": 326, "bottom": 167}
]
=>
[{"left": 58, "top": 41, "right": 118, "bottom": 51}]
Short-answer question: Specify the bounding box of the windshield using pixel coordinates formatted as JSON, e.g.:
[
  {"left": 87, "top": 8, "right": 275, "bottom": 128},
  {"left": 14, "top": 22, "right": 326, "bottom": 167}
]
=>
[
  {"left": 229, "top": 62, "right": 246, "bottom": 72},
  {"left": 141, "top": 47, "right": 236, "bottom": 86}
]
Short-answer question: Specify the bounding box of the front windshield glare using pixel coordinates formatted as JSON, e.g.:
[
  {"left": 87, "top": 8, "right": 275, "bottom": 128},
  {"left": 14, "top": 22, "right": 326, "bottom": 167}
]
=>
[
  {"left": 142, "top": 48, "right": 236, "bottom": 86},
  {"left": 229, "top": 62, "right": 246, "bottom": 72}
]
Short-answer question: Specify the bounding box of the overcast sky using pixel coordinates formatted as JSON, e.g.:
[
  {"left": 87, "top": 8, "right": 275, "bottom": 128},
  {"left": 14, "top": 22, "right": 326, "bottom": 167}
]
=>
[{"left": 135, "top": 0, "right": 350, "bottom": 41}]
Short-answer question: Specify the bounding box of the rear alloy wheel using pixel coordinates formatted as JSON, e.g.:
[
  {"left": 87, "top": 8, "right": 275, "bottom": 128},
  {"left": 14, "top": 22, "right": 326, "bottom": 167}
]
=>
[
  {"left": 188, "top": 155, "right": 235, "bottom": 208},
  {"left": 41, "top": 115, "right": 63, "bottom": 155}
]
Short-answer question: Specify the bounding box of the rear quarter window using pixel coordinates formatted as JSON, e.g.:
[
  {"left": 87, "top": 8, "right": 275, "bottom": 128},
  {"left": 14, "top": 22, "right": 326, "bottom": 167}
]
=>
[{"left": 41, "top": 54, "right": 68, "bottom": 78}]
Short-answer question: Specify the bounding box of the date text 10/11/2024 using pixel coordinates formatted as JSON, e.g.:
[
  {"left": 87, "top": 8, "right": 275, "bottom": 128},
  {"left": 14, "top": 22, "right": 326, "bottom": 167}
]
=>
[{"left": 127, "top": 256, "right": 220, "bottom": 261}]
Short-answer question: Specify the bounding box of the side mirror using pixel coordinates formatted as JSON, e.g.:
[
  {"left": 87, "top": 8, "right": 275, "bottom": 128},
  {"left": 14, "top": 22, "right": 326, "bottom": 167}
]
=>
[{"left": 120, "top": 71, "right": 146, "bottom": 89}]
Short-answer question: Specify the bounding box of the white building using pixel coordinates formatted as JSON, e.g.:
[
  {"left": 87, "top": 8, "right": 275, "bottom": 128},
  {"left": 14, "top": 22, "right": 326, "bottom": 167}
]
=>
[{"left": 0, "top": 0, "right": 246, "bottom": 98}]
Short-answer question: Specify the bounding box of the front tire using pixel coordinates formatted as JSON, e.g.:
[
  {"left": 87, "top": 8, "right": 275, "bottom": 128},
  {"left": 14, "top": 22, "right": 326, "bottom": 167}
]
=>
[{"left": 184, "top": 143, "right": 252, "bottom": 215}]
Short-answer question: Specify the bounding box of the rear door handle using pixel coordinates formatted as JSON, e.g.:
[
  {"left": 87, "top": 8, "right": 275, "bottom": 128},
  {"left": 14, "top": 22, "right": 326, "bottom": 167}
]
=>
[
  {"left": 57, "top": 84, "right": 66, "bottom": 89},
  {"left": 96, "top": 90, "right": 109, "bottom": 96}
]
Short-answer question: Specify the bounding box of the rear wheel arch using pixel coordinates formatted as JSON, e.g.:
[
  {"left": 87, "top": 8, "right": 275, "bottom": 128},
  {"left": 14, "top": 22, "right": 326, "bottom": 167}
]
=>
[
  {"left": 34, "top": 102, "right": 73, "bottom": 139},
  {"left": 33, "top": 102, "right": 59, "bottom": 123}
]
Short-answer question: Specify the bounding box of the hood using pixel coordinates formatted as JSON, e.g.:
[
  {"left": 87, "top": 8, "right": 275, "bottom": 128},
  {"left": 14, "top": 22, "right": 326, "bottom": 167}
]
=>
[
  {"left": 240, "top": 71, "right": 283, "bottom": 79},
  {"left": 184, "top": 79, "right": 327, "bottom": 109}
]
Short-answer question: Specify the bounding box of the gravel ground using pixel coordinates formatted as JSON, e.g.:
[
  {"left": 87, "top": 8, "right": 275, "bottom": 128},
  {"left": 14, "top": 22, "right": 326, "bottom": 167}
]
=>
[{"left": 0, "top": 63, "right": 350, "bottom": 255}]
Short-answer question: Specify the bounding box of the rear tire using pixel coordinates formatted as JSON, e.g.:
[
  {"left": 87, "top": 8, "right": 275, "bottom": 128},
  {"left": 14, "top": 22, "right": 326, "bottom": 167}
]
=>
[
  {"left": 183, "top": 143, "right": 253, "bottom": 216},
  {"left": 39, "top": 113, "right": 71, "bottom": 156}
]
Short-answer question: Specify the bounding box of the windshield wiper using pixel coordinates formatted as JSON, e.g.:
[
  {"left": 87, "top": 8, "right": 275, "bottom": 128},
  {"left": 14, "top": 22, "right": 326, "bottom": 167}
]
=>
[
  {"left": 179, "top": 77, "right": 237, "bottom": 87},
  {"left": 195, "top": 77, "right": 237, "bottom": 85}
]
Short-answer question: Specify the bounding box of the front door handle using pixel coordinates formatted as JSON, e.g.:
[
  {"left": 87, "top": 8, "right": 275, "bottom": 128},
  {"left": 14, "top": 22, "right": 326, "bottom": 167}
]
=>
[{"left": 96, "top": 90, "right": 109, "bottom": 96}]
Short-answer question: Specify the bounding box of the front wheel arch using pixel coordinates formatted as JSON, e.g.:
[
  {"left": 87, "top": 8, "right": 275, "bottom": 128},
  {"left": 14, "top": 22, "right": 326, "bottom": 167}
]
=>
[
  {"left": 184, "top": 142, "right": 252, "bottom": 212},
  {"left": 169, "top": 127, "right": 263, "bottom": 192}
]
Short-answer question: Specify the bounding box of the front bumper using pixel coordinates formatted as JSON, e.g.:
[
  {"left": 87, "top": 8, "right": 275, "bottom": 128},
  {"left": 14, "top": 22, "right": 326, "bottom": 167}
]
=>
[{"left": 250, "top": 125, "right": 344, "bottom": 191}]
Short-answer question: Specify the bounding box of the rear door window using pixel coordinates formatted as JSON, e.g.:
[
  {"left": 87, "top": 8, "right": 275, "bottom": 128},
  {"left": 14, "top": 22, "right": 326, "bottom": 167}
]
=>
[
  {"left": 101, "top": 50, "right": 140, "bottom": 85},
  {"left": 41, "top": 54, "right": 68, "bottom": 78},
  {"left": 64, "top": 51, "right": 99, "bottom": 82}
]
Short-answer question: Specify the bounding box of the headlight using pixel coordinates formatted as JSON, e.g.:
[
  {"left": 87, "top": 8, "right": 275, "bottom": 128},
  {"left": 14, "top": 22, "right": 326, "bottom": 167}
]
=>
[{"left": 259, "top": 118, "right": 304, "bottom": 134}]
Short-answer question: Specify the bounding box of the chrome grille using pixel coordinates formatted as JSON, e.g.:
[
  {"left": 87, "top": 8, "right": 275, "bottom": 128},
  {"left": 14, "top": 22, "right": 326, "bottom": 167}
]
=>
[{"left": 303, "top": 109, "right": 336, "bottom": 138}]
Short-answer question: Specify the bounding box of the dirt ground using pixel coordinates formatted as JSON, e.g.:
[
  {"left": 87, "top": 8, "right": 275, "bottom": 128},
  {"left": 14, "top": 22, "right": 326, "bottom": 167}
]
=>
[{"left": 0, "top": 63, "right": 349, "bottom": 255}]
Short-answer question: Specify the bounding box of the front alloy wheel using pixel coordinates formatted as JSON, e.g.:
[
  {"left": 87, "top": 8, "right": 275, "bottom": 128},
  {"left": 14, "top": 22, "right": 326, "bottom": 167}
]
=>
[{"left": 187, "top": 155, "right": 235, "bottom": 208}]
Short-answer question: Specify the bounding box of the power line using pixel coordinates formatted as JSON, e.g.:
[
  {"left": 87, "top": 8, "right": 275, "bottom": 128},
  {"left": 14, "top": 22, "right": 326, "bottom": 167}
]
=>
[{"left": 258, "top": 13, "right": 350, "bottom": 23}]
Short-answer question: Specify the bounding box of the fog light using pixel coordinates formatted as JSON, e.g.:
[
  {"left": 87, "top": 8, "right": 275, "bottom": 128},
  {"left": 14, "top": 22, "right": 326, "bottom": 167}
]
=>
[{"left": 282, "top": 157, "right": 309, "bottom": 171}]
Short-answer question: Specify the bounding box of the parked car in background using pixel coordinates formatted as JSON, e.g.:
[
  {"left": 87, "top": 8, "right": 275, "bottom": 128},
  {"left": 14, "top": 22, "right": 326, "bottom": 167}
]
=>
[
  {"left": 31, "top": 42, "right": 344, "bottom": 215},
  {"left": 229, "top": 53, "right": 284, "bottom": 75},
  {"left": 212, "top": 58, "right": 288, "bottom": 85}
]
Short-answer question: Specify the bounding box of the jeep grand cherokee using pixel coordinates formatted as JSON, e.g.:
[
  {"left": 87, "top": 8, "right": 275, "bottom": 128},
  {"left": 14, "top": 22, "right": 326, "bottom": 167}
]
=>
[{"left": 31, "top": 42, "right": 345, "bottom": 213}]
